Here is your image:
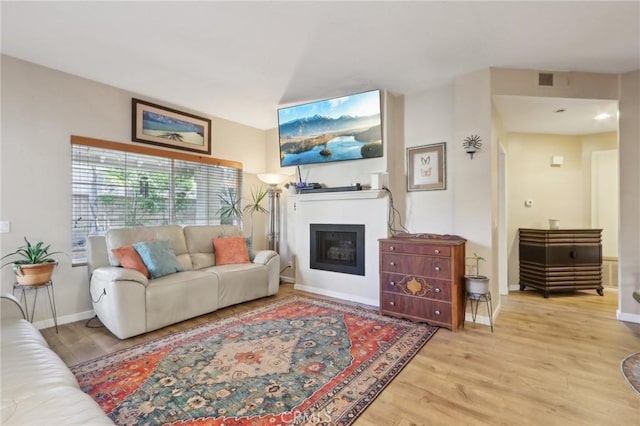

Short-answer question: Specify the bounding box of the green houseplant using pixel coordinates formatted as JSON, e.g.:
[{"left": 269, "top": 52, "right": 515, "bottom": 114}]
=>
[
  {"left": 242, "top": 185, "right": 269, "bottom": 241},
  {"left": 465, "top": 252, "right": 490, "bottom": 294},
  {"left": 217, "top": 185, "right": 269, "bottom": 240},
  {"left": 217, "top": 187, "right": 243, "bottom": 226},
  {"left": 1, "top": 237, "right": 65, "bottom": 285}
]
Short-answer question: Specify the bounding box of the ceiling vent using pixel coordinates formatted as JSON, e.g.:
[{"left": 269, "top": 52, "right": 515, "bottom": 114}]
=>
[{"left": 538, "top": 73, "right": 554, "bottom": 86}]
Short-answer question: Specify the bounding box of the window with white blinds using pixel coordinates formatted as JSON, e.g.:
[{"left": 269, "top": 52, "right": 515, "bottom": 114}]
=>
[{"left": 71, "top": 141, "right": 242, "bottom": 263}]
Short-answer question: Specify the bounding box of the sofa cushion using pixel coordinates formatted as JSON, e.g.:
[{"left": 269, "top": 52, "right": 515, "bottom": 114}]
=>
[
  {"left": 212, "top": 236, "right": 251, "bottom": 265},
  {"left": 133, "top": 240, "right": 184, "bottom": 279},
  {"left": 111, "top": 245, "right": 150, "bottom": 278},
  {"left": 106, "top": 225, "right": 193, "bottom": 271},
  {"left": 145, "top": 270, "right": 219, "bottom": 332},
  {"left": 204, "top": 263, "right": 269, "bottom": 309},
  {"left": 183, "top": 225, "right": 244, "bottom": 270}
]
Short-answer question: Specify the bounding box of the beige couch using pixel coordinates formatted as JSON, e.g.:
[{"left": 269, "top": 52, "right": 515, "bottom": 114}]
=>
[
  {"left": 88, "top": 225, "right": 280, "bottom": 339},
  {"left": 0, "top": 294, "right": 113, "bottom": 425}
]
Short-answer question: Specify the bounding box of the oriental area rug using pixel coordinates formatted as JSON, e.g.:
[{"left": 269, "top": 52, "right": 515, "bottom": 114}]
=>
[
  {"left": 71, "top": 295, "right": 438, "bottom": 425},
  {"left": 621, "top": 352, "right": 640, "bottom": 395}
]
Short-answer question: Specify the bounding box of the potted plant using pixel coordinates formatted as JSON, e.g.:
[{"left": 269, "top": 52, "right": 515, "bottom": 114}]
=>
[
  {"left": 465, "top": 252, "right": 490, "bottom": 294},
  {"left": 242, "top": 185, "right": 269, "bottom": 241},
  {"left": 217, "top": 185, "right": 269, "bottom": 239},
  {"left": 1, "top": 237, "right": 65, "bottom": 286},
  {"left": 217, "top": 186, "right": 243, "bottom": 226}
]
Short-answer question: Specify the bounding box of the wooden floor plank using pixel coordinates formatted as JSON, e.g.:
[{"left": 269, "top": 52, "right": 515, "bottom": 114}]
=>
[{"left": 39, "top": 284, "right": 640, "bottom": 425}]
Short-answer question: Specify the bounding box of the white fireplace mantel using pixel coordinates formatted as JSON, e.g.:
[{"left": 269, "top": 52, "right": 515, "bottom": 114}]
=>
[
  {"left": 289, "top": 190, "right": 389, "bottom": 307},
  {"left": 290, "top": 189, "right": 386, "bottom": 202}
]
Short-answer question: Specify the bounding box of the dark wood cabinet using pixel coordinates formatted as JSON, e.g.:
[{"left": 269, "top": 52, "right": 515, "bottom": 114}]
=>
[
  {"left": 518, "top": 228, "right": 603, "bottom": 298},
  {"left": 379, "top": 234, "right": 466, "bottom": 330}
]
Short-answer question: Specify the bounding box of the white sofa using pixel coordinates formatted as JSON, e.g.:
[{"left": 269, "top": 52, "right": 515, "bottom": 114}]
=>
[
  {"left": 0, "top": 294, "right": 113, "bottom": 425},
  {"left": 88, "top": 224, "right": 280, "bottom": 339}
]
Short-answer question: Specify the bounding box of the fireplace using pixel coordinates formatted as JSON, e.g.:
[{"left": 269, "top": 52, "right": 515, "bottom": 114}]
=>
[{"left": 310, "top": 224, "right": 365, "bottom": 276}]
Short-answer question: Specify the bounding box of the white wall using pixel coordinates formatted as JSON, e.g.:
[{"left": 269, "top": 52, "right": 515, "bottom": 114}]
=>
[
  {"left": 618, "top": 70, "right": 640, "bottom": 320},
  {"left": 403, "top": 85, "right": 455, "bottom": 233},
  {"left": 454, "top": 70, "right": 494, "bottom": 281},
  {"left": 0, "top": 55, "right": 269, "bottom": 326},
  {"left": 591, "top": 150, "right": 618, "bottom": 258}
]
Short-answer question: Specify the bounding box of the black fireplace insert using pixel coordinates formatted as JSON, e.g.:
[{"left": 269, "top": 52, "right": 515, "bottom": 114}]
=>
[{"left": 310, "top": 224, "right": 365, "bottom": 276}]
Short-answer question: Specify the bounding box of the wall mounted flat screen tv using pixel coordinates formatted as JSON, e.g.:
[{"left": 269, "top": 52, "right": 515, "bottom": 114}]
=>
[{"left": 278, "top": 89, "right": 382, "bottom": 167}]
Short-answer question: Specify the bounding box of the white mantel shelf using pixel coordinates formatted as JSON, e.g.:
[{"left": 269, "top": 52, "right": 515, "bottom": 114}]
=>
[{"left": 290, "top": 189, "right": 387, "bottom": 201}]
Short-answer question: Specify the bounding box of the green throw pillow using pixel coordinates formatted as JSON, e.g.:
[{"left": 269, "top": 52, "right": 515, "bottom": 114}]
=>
[
  {"left": 133, "top": 240, "right": 184, "bottom": 279},
  {"left": 246, "top": 237, "right": 255, "bottom": 261}
]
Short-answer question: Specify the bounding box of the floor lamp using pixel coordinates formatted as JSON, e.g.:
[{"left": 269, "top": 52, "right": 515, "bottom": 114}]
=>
[{"left": 257, "top": 173, "right": 288, "bottom": 253}]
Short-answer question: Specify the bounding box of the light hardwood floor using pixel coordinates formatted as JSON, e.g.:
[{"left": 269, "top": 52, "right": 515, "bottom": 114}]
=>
[{"left": 42, "top": 285, "right": 640, "bottom": 425}]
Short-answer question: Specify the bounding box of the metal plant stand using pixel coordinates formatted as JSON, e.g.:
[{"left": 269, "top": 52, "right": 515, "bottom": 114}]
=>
[
  {"left": 12, "top": 280, "right": 58, "bottom": 333},
  {"left": 463, "top": 291, "right": 493, "bottom": 332}
]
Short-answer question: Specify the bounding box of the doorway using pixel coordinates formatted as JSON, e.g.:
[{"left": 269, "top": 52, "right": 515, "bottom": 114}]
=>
[{"left": 493, "top": 95, "right": 619, "bottom": 299}]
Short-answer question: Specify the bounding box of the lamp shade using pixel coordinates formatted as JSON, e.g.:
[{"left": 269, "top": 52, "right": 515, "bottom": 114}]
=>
[{"left": 257, "top": 173, "right": 288, "bottom": 186}]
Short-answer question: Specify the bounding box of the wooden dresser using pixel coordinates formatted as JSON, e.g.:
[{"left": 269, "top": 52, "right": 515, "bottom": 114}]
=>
[
  {"left": 379, "top": 233, "right": 466, "bottom": 331},
  {"left": 519, "top": 228, "right": 603, "bottom": 298}
]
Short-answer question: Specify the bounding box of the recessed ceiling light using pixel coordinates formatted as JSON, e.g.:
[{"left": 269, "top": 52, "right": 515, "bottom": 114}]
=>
[{"left": 594, "top": 113, "right": 612, "bottom": 120}]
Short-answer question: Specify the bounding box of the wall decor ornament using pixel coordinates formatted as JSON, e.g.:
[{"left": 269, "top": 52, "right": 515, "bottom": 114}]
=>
[
  {"left": 407, "top": 142, "right": 446, "bottom": 191},
  {"left": 132, "top": 98, "right": 212, "bottom": 155},
  {"left": 463, "top": 134, "right": 482, "bottom": 159}
]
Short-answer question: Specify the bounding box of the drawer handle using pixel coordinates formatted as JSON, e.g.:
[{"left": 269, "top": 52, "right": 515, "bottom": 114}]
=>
[
  {"left": 434, "top": 249, "right": 440, "bottom": 254},
  {"left": 434, "top": 266, "right": 440, "bottom": 272},
  {"left": 434, "top": 310, "right": 441, "bottom": 316},
  {"left": 390, "top": 246, "right": 395, "bottom": 251},
  {"left": 390, "top": 261, "right": 396, "bottom": 266},
  {"left": 435, "top": 287, "right": 441, "bottom": 293},
  {"left": 389, "top": 281, "right": 396, "bottom": 286},
  {"left": 389, "top": 301, "right": 395, "bottom": 306}
]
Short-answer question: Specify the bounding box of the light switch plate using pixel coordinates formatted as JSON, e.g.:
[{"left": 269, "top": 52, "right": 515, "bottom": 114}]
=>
[{"left": 0, "top": 221, "right": 10, "bottom": 233}]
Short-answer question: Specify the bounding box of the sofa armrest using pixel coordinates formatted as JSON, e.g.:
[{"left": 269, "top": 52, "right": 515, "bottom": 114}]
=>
[
  {"left": 91, "top": 266, "right": 149, "bottom": 286},
  {"left": 252, "top": 250, "right": 278, "bottom": 265},
  {"left": 252, "top": 250, "right": 280, "bottom": 295},
  {"left": 90, "top": 267, "right": 148, "bottom": 339},
  {"left": 1, "top": 294, "right": 26, "bottom": 320}
]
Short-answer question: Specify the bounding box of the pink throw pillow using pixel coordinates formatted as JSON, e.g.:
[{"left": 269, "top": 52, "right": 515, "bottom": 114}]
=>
[
  {"left": 111, "top": 245, "right": 150, "bottom": 278},
  {"left": 212, "top": 236, "right": 251, "bottom": 265}
]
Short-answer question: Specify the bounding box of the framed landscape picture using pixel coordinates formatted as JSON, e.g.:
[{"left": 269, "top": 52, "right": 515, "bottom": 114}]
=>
[
  {"left": 407, "top": 142, "right": 446, "bottom": 191},
  {"left": 132, "top": 98, "right": 211, "bottom": 155}
]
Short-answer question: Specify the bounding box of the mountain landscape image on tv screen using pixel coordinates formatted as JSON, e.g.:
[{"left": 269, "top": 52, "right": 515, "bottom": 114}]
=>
[{"left": 278, "top": 90, "right": 382, "bottom": 166}]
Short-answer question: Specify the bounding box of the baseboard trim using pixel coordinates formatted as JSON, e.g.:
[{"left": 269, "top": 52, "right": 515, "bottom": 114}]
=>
[
  {"left": 293, "top": 283, "right": 379, "bottom": 308},
  {"left": 617, "top": 310, "right": 640, "bottom": 324},
  {"left": 33, "top": 309, "right": 95, "bottom": 330},
  {"left": 280, "top": 276, "right": 295, "bottom": 284}
]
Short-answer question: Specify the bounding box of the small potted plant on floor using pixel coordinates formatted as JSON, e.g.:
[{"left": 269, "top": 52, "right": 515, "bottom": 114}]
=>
[
  {"left": 465, "top": 252, "right": 490, "bottom": 294},
  {"left": 1, "top": 237, "right": 65, "bottom": 285}
]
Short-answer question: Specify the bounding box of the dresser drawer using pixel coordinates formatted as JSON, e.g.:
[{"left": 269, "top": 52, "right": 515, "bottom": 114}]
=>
[
  {"left": 381, "top": 293, "right": 452, "bottom": 325},
  {"left": 381, "top": 273, "right": 452, "bottom": 301},
  {"left": 381, "top": 241, "right": 451, "bottom": 257},
  {"left": 381, "top": 253, "right": 451, "bottom": 279}
]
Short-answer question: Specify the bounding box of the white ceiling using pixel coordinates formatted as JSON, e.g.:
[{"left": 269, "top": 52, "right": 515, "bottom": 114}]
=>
[
  {"left": 493, "top": 96, "right": 619, "bottom": 135},
  {"left": 1, "top": 1, "right": 638, "bottom": 132}
]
